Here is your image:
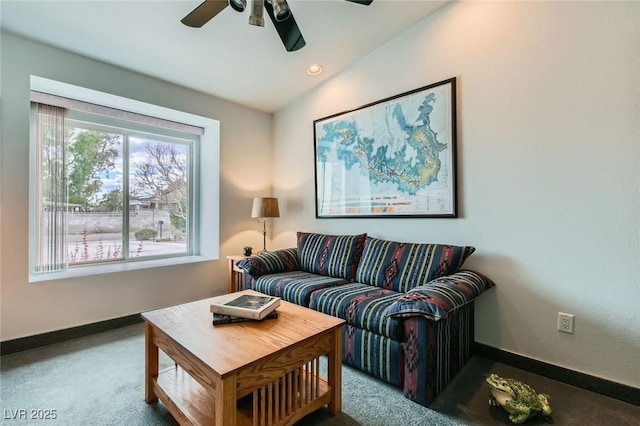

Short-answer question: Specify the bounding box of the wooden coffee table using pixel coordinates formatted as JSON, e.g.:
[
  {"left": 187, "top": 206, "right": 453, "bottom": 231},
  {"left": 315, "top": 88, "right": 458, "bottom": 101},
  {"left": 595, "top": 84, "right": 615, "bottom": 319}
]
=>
[{"left": 143, "top": 290, "right": 345, "bottom": 425}]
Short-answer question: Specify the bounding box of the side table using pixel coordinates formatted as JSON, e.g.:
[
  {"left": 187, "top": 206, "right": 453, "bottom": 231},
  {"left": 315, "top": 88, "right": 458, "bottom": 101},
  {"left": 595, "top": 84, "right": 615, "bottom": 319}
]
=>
[{"left": 226, "top": 255, "right": 247, "bottom": 293}]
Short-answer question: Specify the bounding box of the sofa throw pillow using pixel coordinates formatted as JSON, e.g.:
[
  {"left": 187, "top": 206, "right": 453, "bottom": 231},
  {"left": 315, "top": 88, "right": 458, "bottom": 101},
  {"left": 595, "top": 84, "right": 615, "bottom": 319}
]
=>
[
  {"left": 355, "top": 237, "right": 475, "bottom": 293},
  {"left": 386, "top": 270, "right": 495, "bottom": 321},
  {"left": 297, "top": 232, "right": 367, "bottom": 281},
  {"left": 235, "top": 248, "right": 299, "bottom": 278}
]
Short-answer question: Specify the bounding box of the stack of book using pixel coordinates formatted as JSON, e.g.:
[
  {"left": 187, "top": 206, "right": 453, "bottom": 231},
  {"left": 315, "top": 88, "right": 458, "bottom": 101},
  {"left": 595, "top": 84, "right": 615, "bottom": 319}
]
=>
[{"left": 209, "top": 293, "right": 280, "bottom": 325}]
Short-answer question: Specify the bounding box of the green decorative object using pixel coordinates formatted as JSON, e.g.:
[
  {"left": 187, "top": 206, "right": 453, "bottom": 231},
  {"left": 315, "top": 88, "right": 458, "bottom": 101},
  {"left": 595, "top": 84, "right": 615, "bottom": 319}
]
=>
[
  {"left": 486, "top": 374, "right": 552, "bottom": 424},
  {"left": 242, "top": 246, "right": 252, "bottom": 256}
]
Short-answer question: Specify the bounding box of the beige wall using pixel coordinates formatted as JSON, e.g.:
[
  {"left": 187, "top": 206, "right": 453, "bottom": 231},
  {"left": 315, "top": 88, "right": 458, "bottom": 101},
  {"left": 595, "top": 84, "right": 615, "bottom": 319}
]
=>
[
  {"left": 272, "top": 1, "right": 640, "bottom": 387},
  {"left": 0, "top": 32, "right": 274, "bottom": 340}
]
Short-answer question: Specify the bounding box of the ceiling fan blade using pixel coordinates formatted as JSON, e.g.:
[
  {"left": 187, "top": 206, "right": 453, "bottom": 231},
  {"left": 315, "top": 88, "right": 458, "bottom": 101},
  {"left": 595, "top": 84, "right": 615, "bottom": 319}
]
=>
[
  {"left": 181, "top": 0, "right": 229, "bottom": 28},
  {"left": 345, "top": 0, "right": 373, "bottom": 5},
  {"left": 264, "top": 1, "right": 306, "bottom": 52}
]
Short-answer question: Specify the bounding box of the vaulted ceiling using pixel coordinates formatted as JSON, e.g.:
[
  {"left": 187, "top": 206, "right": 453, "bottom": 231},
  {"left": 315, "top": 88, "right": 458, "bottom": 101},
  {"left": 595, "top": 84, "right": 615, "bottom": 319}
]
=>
[{"left": 1, "top": 0, "right": 447, "bottom": 112}]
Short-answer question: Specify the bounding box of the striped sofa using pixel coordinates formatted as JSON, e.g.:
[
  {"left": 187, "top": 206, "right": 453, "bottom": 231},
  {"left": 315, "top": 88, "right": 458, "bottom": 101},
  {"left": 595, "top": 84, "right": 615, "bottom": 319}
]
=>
[{"left": 236, "top": 232, "right": 495, "bottom": 407}]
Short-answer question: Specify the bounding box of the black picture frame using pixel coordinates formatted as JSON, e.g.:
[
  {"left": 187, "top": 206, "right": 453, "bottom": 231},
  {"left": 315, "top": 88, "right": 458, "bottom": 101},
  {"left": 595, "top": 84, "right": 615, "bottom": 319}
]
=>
[{"left": 313, "top": 77, "right": 457, "bottom": 218}]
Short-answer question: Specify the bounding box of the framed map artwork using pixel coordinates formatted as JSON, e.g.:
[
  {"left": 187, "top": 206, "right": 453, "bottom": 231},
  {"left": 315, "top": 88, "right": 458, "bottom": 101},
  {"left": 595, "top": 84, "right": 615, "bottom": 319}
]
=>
[{"left": 313, "top": 77, "right": 457, "bottom": 218}]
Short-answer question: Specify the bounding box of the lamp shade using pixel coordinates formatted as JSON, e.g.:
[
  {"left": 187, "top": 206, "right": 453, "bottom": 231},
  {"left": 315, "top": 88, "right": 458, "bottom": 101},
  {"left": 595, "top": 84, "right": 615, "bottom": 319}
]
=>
[{"left": 251, "top": 197, "right": 280, "bottom": 219}]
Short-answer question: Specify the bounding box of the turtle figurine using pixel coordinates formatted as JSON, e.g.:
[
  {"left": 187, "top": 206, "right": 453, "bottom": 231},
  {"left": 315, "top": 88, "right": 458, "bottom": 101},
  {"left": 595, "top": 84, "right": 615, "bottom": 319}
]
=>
[{"left": 486, "top": 373, "right": 552, "bottom": 424}]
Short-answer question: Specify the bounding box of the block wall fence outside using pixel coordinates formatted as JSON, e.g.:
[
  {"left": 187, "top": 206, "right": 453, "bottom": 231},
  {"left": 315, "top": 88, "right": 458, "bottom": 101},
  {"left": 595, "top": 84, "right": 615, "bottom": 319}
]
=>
[
  {"left": 63, "top": 210, "right": 171, "bottom": 234},
  {"left": 39, "top": 211, "right": 173, "bottom": 235}
]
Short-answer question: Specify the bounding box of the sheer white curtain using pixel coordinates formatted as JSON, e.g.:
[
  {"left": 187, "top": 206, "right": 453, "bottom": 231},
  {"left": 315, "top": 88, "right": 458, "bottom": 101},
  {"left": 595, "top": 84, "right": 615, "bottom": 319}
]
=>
[{"left": 35, "top": 103, "right": 68, "bottom": 272}]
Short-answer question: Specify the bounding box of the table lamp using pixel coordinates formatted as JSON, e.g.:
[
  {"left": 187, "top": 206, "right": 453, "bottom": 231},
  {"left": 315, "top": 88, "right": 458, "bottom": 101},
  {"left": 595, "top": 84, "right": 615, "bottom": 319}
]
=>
[{"left": 251, "top": 197, "right": 279, "bottom": 253}]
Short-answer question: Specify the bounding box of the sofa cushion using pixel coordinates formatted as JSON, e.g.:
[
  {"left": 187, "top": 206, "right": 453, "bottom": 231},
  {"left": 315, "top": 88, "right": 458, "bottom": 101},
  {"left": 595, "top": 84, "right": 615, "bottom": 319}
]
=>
[
  {"left": 236, "top": 248, "right": 299, "bottom": 278},
  {"left": 297, "top": 232, "right": 367, "bottom": 281},
  {"left": 253, "top": 271, "right": 349, "bottom": 307},
  {"left": 386, "top": 270, "right": 495, "bottom": 321},
  {"left": 355, "top": 237, "right": 475, "bottom": 293},
  {"left": 309, "top": 282, "right": 404, "bottom": 341}
]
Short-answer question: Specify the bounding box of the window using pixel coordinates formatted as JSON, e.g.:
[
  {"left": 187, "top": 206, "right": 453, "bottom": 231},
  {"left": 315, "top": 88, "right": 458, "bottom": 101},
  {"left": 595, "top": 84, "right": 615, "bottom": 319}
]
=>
[{"left": 29, "top": 76, "right": 220, "bottom": 281}]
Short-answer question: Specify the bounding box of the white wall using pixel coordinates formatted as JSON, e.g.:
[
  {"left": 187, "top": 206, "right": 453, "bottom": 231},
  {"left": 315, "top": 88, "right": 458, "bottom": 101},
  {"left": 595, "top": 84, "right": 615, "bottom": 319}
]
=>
[
  {"left": 272, "top": 1, "right": 640, "bottom": 387},
  {"left": 0, "top": 32, "right": 274, "bottom": 340}
]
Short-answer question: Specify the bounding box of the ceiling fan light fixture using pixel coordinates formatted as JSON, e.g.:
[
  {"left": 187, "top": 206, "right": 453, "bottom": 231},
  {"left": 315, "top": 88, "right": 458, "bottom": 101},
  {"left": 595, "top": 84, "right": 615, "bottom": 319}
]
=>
[
  {"left": 271, "top": 0, "right": 291, "bottom": 22},
  {"left": 307, "top": 64, "right": 323, "bottom": 76},
  {"left": 229, "top": 0, "right": 246, "bottom": 13}
]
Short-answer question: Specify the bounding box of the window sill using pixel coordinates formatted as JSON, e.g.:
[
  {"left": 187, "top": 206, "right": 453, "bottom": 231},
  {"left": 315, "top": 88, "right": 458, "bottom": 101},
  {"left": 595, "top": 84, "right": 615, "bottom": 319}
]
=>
[{"left": 29, "top": 255, "right": 217, "bottom": 283}]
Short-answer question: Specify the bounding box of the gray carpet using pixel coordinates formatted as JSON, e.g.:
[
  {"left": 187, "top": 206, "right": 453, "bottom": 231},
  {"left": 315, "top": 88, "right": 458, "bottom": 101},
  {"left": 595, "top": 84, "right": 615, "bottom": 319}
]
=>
[{"left": 1, "top": 323, "right": 638, "bottom": 425}]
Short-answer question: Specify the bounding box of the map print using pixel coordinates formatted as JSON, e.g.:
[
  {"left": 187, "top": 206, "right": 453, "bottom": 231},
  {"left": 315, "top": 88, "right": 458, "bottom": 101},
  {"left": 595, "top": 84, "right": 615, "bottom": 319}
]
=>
[{"left": 315, "top": 80, "right": 455, "bottom": 217}]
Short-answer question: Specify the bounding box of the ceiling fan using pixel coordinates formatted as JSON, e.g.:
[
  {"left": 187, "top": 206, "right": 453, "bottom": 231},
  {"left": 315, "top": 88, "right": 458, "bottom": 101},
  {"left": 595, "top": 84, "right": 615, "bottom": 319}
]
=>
[{"left": 181, "top": 0, "right": 373, "bottom": 52}]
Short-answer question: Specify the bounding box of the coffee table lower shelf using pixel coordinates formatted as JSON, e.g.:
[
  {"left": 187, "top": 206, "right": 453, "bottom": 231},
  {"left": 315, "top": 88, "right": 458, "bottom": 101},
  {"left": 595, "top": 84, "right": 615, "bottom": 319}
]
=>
[{"left": 155, "top": 365, "right": 332, "bottom": 426}]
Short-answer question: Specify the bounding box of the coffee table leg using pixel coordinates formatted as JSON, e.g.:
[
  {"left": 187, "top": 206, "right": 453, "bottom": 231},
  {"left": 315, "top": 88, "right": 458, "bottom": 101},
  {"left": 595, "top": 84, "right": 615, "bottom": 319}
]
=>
[
  {"left": 327, "top": 327, "right": 343, "bottom": 415},
  {"left": 145, "top": 322, "right": 159, "bottom": 403},
  {"left": 214, "top": 375, "right": 237, "bottom": 424}
]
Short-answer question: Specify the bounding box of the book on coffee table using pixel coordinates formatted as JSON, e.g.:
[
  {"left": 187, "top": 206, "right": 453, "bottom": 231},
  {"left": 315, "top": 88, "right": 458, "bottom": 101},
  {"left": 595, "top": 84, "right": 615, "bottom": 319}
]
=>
[
  {"left": 212, "top": 310, "right": 278, "bottom": 325},
  {"left": 209, "top": 293, "right": 280, "bottom": 320}
]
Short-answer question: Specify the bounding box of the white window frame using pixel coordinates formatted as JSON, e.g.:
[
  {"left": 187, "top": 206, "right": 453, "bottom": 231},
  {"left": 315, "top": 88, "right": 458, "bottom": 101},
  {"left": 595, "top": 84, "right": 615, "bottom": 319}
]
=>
[{"left": 29, "top": 76, "right": 220, "bottom": 282}]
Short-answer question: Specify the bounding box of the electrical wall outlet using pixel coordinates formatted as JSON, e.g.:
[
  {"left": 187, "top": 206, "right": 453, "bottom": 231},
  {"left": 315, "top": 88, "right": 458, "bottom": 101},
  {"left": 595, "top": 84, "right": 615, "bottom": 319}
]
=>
[{"left": 558, "top": 312, "right": 575, "bottom": 334}]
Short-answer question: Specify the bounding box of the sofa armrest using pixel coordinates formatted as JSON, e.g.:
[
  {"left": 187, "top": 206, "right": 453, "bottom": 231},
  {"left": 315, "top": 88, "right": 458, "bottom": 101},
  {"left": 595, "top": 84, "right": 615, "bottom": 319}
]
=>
[
  {"left": 235, "top": 248, "right": 300, "bottom": 278},
  {"left": 386, "top": 270, "right": 495, "bottom": 321},
  {"left": 402, "top": 304, "right": 475, "bottom": 405}
]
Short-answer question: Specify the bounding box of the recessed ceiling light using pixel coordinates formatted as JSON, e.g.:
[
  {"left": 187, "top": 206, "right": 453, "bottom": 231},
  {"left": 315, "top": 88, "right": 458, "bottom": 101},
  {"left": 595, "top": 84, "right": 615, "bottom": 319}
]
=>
[{"left": 307, "top": 64, "right": 323, "bottom": 76}]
